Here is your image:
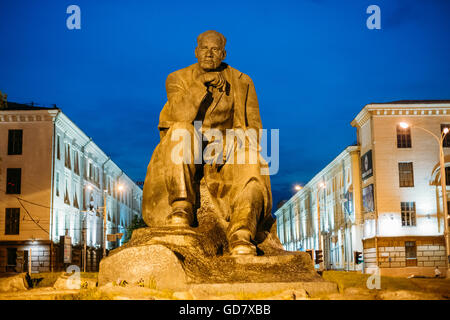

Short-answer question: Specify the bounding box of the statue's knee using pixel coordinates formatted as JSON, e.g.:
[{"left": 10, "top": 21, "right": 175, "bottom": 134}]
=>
[{"left": 241, "top": 181, "right": 264, "bottom": 205}]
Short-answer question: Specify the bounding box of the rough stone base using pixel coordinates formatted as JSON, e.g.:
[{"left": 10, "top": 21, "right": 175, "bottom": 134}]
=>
[
  {"left": 0, "top": 273, "right": 30, "bottom": 292},
  {"left": 188, "top": 281, "right": 338, "bottom": 299},
  {"left": 99, "top": 227, "right": 334, "bottom": 293}
]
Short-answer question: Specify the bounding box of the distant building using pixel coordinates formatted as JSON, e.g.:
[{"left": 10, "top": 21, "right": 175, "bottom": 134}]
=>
[
  {"left": 274, "top": 146, "right": 363, "bottom": 272},
  {"left": 0, "top": 102, "right": 143, "bottom": 273},
  {"left": 275, "top": 100, "right": 450, "bottom": 277}
]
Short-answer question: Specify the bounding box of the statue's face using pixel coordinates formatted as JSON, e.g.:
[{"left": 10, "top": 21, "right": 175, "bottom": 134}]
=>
[{"left": 195, "top": 35, "right": 226, "bottom": 71}]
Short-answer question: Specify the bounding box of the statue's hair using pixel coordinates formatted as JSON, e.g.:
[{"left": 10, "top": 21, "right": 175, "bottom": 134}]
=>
[{"left": 197, "top": 30, "right": 227, "bottom": 48}]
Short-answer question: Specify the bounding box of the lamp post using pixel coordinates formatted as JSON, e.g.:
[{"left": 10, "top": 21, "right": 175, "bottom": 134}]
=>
[
  {"left": 316, "top": 182, "right": 326, "bottom": 271},
  {"left": 400, "top": 122, "right": 450, "bottom": 278}
]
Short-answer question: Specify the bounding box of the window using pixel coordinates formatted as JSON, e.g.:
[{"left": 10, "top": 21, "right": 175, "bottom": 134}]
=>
[
  {"left": 95, "top": 167, "right": 99, "bottom": 185},
  {"left": 56, "top": 172, "right": 60, "bottom": 197},
  {"left": 73, "top": 191, "right": 79, "bottom": 209},
  {"left": 64, "top": 183, "right": 70, "bottom": 205},
  {"left": 65, "top": 143, "right": 71, "bottom": 169},
  {"left": 6, "top": 168, "right": 21, "bottom": 194},
  {"left": 442, "top": 124, "right": 450, "bottom": 147},
  {"left": 89, "top": 163, "right": 93, "bottom": 180},
  {"left": 8, "top": 129, "right": 23, "bottom": 155},
  {"left": 446, "top": 167, "right": 450, "bottom": 186},
  {"left": 398, "top": 162, "right": 414, "bottom": 187},
  {"left": 405, "top": 241, "right": 417, "bottom": 267},
  {"left": 447, "top": 201, "right": 450, "bottom": 227},
  {"left": 5, "top": 208, "right": 20, "bottom": 235},
  {"left": 401, "top": 202, "right": 416, "bottom": 226},
  {"left": 7, "top": 248, "right": 17, "bottom": 266},
  {"left": 74, "top": 151, "right": 79, "bottom": 175},
  {"left": 397, "top": 125, "right": 411, "bottom": 148},
  {"left": 56, "top": 135, "right": 61, "bottom": 160}
]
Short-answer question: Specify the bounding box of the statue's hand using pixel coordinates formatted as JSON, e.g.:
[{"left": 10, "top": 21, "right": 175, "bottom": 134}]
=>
[{"left": 199, "top": 72, "right": 225, "bottom": 89}]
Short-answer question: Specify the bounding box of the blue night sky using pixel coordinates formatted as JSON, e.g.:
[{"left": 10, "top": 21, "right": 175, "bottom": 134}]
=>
[{"left": 1, "top": 0, "right": 450, "bottom": 211}]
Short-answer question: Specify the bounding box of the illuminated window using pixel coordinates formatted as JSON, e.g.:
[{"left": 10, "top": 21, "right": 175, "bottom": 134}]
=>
[
  {"left": 89, "top": 163, "right": 93, "bottom": 181},
  {"left": 74, "top": 151, "right": 80, "bottom": 175},
  {"left": 8, "top": 129, "right": 23, "bottom": 155},
  {"left": 56, "top": 135, "right": 61, "bottom": 160},
  {"left": 5, "top": 208, "right": 20, "bottom": 235},
  {"left": 56, "top": 172, "right": 60, "bottom": 197},
  {"left": 401, "top": 202, "right": 416, "bottom": 226},
  {"left": 397, "top": 125, "right": 411, "bottom": 148},
  {"left": 405, "top": 241, "right": 417, "bottom": 267},
  {"left": 445, "top": 167, "right": 450, "bottom": 186},
  {"left": 447, "top": 201, "right": 450, "bottom": 227},
  {"left": 73, "top": 191, "right": 79, "bottom": 209},
  {"left": 6, "top": 168, "right": 21, "bottom": 194},
  {"left": 64, "top": 183, "right": 71, "bottom": 205},
  {"left": 65, "top": 144, "right": 71, "bottom": 169},
  {"left": 398, "top": 162, "right": 414, "bottom": 187}
]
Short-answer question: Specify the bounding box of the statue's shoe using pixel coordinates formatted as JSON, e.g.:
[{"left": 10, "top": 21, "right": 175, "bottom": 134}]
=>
[
  {"left": 166, "top": 208, "right": 192, "bottom": 228},
  {"left": 230, "top": 240, "right": 257, "bottom": 256}
]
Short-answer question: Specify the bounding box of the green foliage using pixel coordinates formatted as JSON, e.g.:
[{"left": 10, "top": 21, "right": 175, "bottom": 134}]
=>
[{"left": 122, "top": 216, "right": 147, "bottom": 243}]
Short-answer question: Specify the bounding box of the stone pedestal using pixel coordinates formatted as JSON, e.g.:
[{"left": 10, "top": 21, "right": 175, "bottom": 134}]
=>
[{"left": 98, "top": 226, "right": 335, "bottom": 294}]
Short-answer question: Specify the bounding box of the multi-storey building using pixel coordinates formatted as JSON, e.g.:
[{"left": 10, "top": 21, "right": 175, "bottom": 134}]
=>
[
  {"left": 0, "top": 101, "right": 143, "bottom": 273},
  {"left": 275, "top": 146, "right": 364, "bottom": 272},
  {"left": 275, "top": 100, "right": 450, "bottom": 277},
  {"left": 351, "top": 100, "right": 449, "bottom": 277}
]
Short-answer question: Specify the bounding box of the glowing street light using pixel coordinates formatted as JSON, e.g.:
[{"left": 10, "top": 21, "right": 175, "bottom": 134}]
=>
[
  {"left": 399, "top": 122, "right": 450, "bottom": 278},
  {"left": 399, "top": 122, "right": 409, "bottom": 129},
  {"left": 294, "top": 184, "right": 303, "bottom": 191}
]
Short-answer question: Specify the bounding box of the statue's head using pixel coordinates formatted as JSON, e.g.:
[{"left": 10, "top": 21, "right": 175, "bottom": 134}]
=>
[{"left": 195, "top": 30, "right": 227, "bottom": 71}]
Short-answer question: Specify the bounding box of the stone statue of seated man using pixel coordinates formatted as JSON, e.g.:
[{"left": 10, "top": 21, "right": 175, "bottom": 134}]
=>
[{"left": 142, "top": 30, "right": 274, "bottom": 256}]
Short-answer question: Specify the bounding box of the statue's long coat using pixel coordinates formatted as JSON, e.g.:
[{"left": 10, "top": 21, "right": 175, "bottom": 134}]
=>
[{"left": 142, "top": 63, "right": 273, "bottom": 237}]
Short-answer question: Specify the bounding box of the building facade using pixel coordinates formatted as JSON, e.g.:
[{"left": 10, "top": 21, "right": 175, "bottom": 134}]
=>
[
  {"left": 275, "top": 146, "right": 364, "bottom": 272},
  {"left": 275, "top": 100, "right": 450, "bottom": 277},
  {"left": 351, "top": 101, "right": 449, "bottom": 277},
  {"left": 0, "top": 102, "right": 143, "bottom": 273}
]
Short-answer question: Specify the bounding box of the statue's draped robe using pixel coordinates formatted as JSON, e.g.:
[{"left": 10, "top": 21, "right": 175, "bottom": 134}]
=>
[{"left": 142, "top": 63, "right": 273, "bottom": 239}]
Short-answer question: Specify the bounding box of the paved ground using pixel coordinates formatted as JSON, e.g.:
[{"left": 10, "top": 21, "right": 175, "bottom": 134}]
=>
[{"left": 0, "top": 270, "right": 449, "bottom": 300}]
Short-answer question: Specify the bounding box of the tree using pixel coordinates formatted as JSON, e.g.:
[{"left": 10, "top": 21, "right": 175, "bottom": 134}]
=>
[{"left": 122, "top": 215, "right": 147, "bottom": 243}]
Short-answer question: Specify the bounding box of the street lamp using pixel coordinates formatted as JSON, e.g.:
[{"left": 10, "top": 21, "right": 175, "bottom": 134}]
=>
[
  {"left": 316, "top": 182, "right": 326, "bottom": 271},
  {"left": 399, "top": 122, "right": 450, "bottom": 277},
  {"left": 294, "top": 184, "right": 303, "bottom": 192}
]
